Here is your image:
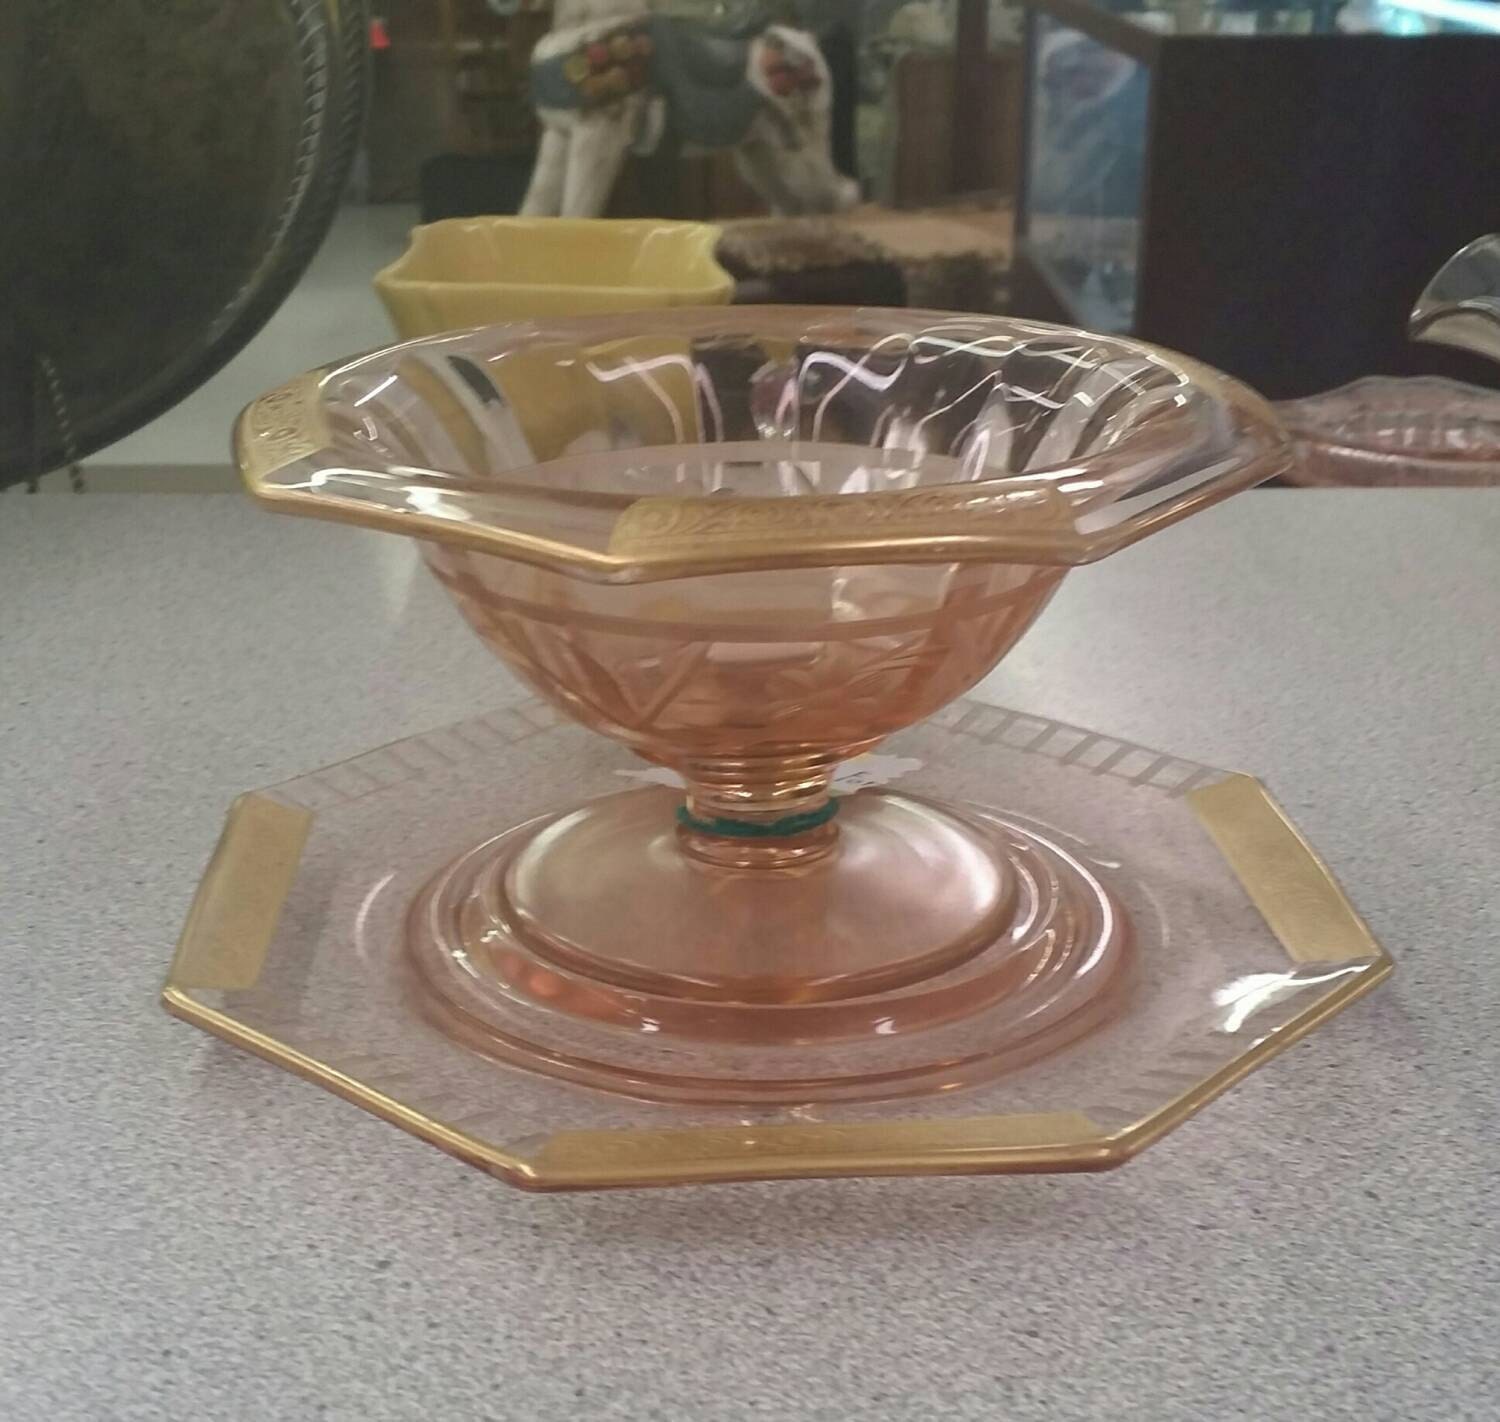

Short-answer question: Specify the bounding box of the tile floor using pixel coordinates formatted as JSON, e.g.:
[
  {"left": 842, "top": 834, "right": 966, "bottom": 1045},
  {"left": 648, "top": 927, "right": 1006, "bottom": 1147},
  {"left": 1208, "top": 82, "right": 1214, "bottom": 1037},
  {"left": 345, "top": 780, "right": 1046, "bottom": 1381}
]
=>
[{"left": 91, "top": 204, "right": 417, "bottom": 471}]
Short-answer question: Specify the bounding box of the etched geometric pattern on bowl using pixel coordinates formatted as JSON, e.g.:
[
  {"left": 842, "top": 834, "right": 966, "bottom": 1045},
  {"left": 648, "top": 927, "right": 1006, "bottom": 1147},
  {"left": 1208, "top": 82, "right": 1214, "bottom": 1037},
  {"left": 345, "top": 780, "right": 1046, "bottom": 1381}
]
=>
[{"left": 425, "top": 552, "right": 1065, "bottom": 763}]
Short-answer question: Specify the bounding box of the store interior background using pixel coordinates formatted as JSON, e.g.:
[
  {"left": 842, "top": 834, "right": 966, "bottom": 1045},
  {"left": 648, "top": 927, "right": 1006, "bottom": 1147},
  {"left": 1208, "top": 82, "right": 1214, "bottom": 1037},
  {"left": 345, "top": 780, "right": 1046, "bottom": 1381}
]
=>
[
  {"left": 91, "top": 0, "right": 1027, "bottom": 472},
  {"left": 90, "top": 0, "right": 1500, "bottom": 474}
]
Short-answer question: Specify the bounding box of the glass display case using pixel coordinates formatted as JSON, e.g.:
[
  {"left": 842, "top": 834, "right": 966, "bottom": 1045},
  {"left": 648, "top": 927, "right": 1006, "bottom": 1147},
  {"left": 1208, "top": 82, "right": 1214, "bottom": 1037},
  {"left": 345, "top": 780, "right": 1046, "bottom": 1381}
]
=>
[
  {"left": 1023, "top": 13, "right": 1149, "bottom": 331},
  {"left": 1013, "top": 0, "right": 1500, "bottom": 396}
]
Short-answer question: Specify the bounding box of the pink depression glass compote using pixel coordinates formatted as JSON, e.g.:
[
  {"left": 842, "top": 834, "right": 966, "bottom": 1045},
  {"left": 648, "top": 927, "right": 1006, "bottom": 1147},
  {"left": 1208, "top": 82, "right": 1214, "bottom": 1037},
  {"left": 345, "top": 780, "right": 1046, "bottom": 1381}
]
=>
[{"left": 236, "top": 309, "right": 1290, "bottom": 1104}]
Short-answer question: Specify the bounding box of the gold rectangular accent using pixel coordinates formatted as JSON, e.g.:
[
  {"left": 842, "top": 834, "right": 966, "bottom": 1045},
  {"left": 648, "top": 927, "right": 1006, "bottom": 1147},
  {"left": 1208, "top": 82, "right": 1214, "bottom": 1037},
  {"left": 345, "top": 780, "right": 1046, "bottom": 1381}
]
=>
[
  {"left": 528, "top": 1111, "right": 1111, "bottom": 1187},
  {"left": 607, "top": 482, "right": 1074, "bottom": 563},
  {"left": 1188, "top": 774, "right": 1380, "bottom": 964},
  {"left": 234, "top": 369, "right": 331, "bottom": 484},
  {"left": 167, "top": 794, "right": 311, "bottom": 991}
]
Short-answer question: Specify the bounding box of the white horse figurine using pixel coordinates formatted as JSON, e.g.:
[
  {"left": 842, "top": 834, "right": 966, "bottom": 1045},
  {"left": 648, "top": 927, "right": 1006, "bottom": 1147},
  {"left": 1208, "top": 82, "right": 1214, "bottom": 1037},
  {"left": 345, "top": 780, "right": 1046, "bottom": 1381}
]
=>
[{"left": 520, "top": 0, "right": 859, "bottom": 218}]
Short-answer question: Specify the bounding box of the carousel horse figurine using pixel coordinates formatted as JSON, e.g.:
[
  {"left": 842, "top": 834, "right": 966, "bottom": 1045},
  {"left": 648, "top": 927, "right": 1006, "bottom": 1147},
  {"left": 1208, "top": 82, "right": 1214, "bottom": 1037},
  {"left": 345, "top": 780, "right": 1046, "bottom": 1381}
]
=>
[{"left": 520, "top": 0, "right": 859, "bottom": 218}]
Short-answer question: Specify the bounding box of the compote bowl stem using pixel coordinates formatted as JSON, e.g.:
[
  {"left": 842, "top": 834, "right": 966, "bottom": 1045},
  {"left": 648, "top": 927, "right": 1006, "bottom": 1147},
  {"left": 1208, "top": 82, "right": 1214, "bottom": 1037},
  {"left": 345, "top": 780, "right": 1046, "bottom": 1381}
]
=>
[{"left": 676, "top": 750, "right": 852, "bottom": 868}]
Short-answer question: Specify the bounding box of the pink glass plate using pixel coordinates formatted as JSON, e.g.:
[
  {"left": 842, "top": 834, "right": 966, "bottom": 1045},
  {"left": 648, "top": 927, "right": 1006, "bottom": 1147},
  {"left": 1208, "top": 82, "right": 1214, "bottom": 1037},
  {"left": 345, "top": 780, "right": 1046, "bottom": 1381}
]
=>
[
  {"left": 164, "top": 698, "right": 1391, "bottom": 1191},
  {"left": 1278, "top": 376, "right": 1500, "bottom": 487}
]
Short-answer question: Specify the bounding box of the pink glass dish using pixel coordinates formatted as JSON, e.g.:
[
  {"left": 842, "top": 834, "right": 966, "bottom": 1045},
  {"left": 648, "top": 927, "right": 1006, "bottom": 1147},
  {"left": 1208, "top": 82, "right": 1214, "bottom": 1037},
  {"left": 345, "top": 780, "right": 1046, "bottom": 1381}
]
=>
[
  {"left": 1277, "top": 376, "right": 1500, "bottom": 487},
  {"left": 227, "top": 309, "right": 1296, "bottom": 1119}
]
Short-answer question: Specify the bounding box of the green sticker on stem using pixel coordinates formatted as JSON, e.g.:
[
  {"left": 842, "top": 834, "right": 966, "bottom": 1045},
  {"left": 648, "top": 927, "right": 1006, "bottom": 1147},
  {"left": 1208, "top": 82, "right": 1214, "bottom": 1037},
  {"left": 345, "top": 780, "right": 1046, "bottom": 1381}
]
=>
[{"left": 675, "top": 799, "right": 840, "bottom": 840}]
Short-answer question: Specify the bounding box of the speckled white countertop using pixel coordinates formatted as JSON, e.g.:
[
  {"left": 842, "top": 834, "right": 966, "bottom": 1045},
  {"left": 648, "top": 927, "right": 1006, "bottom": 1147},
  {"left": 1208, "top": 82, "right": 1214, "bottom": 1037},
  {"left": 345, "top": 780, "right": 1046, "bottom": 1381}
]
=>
[{"left": 2, "top": 488, "right": 1497, "bottom": 1421}]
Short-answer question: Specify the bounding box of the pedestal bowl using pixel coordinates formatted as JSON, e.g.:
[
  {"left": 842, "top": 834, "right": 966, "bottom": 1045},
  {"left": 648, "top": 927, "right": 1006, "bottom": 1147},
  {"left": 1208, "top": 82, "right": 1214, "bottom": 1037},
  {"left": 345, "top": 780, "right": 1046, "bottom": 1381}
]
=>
[{"left": 235, "top": 308, "right": 1290, "bottom": 1104}]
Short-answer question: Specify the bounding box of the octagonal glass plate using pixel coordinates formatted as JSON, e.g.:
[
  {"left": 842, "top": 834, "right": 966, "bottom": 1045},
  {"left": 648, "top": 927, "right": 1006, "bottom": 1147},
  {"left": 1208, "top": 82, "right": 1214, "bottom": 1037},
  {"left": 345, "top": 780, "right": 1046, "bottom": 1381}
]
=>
[{"left": 163, "top": 699, "right": 1391, "bottom": 1191}]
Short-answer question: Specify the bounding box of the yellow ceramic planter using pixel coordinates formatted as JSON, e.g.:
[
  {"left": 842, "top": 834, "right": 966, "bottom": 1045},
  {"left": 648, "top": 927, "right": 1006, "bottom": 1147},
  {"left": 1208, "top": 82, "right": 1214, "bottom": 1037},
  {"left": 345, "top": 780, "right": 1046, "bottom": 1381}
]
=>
[{"left": 373, "top": 217, "right": 734, "bottom": 337}]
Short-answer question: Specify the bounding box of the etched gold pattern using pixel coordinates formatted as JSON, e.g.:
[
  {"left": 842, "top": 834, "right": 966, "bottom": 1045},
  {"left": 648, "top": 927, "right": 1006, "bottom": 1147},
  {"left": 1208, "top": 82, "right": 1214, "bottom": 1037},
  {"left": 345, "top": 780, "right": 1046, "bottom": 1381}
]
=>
[
  {"left": 607, "top": 483, "right": 1073, "bottom": 561},
  {"left": 234, "top": 369, "right": 331, "bottom": 482}
]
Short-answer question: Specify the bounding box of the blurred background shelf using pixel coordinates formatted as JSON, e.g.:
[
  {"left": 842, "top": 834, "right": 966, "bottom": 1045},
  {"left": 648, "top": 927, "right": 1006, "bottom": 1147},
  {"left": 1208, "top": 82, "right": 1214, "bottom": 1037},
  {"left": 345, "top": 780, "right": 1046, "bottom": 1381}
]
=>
[{"left": 1011, "top": 0, "right": 1500, "bottom": 397}]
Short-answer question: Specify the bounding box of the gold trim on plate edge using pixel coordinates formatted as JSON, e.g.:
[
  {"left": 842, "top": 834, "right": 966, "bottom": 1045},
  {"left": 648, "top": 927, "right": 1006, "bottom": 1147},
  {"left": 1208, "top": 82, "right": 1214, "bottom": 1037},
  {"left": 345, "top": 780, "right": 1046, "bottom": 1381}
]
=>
[{"left": 163, "top": 761, "right": 1392, "bottom": 1190}]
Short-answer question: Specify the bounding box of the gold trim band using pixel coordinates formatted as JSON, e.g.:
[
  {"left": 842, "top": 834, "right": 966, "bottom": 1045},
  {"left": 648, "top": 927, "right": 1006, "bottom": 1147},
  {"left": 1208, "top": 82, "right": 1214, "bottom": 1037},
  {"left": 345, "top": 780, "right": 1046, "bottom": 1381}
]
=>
[
  {"left": 1187, "top": 774, "right": 1381, "bottom": 964},
  {"left": 167, "top": 794, "right": 311, "bottom": 990},
  {"left": 234, "top": 370, "right": 330, "bottom": 484}
]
